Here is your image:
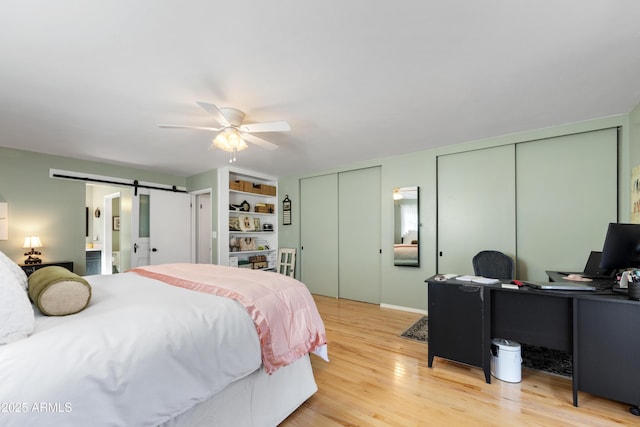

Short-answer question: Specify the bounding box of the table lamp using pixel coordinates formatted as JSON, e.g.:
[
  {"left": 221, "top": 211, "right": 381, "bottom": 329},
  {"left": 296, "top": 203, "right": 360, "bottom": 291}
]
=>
[{"left": 23, "top": 236, "right": 43, "bottom": 264}]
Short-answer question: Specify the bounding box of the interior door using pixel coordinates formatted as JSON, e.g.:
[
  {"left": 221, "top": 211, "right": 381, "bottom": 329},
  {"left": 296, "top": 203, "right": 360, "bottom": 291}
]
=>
[
  {"left": 437, "top": 145, "right": 517, "bottom": 275},
  {"left": 131, "top": 189, "right": 191, "bottom": 267},
  {"left": 195, "top": 193, "right": 212, "bottom": 264},
  {"left": 300, "top": 174, "right": 339, "bottom": 297},
  {"left": 338, "top": 167, "right": 381, "bottom": 303},
  {"left": 131, "top": 190, "right": 151, "bottom": 267}
]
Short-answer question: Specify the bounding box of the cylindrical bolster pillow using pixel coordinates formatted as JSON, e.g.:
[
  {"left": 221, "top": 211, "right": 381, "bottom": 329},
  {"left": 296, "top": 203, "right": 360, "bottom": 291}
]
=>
[{"left": 28, "top": 266, "right": 92, "bottom": 316}]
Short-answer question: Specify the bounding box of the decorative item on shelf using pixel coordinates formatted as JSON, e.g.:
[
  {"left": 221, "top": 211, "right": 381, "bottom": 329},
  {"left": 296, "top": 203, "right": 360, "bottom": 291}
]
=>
[
  {"left": 263, "top": 223, "right": 273, "bottom": 231},
  {"left": 239, "top": 237, "right": 256, "bottom": 252},
  {"left": 255, "top": 203, "right": 274, "bottom": 213},
  {"left": 239, "top": 200, "right": 250, "bottom": 212},
  {"left": 283, "top": 195, "right": 292, "bottom": 225},
  {"left": 251, "top": 183, "right": 264, "bottom": 194},
  {"left": 239, "top": 215, "right": 255, "bottom": 231},
  {"left": 23, "top": 236, "right": 43, "bottom": 264},
  {"left": 252, "top": 261, "right": 268, "bottom": 269},
  {"left": 255, "top": 239, "right": 268, "bottom": 251},
  {"left": 253, "top": 217, "right": 261, "bottom": 231},
  {"left": 238, "top": 260, "right": 252, "bottom": 269},
  {"left": 249, "top": 254, "right": 268, "bottom": 269},
  {"left": 229, "top": 236, "right": 239, "bottom": 252},
  {"left": 229, "top": 217, "right": 241, "bottom": 231}
]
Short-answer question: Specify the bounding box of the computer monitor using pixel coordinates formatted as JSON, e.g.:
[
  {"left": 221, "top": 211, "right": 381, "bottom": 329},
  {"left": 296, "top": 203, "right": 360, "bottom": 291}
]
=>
[{"left": 599, "top": 223, "right": 640, "bottom": 271}]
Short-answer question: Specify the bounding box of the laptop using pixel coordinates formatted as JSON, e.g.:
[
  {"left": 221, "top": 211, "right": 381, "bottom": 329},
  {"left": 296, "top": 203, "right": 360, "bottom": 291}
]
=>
[
  {"left": 559, "top": 251, "right": 615, "bottom": 279},
  {"left": 581, "top": 251, "right": 615, "bottom": 279},
  {"left": 525, "top": 281, "right": 596, "bottom": 291}
]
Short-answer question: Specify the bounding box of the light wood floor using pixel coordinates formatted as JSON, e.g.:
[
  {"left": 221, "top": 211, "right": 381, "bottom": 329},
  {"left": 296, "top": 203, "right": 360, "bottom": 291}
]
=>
[{"left": 281, "top": 295, "right": 636, "bottom": 426}]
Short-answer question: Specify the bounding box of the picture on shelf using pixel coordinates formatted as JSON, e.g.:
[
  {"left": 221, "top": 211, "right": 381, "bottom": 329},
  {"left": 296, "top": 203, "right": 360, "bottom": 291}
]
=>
[
  {"left": 239, "top": 215, "right": 254, "bottom": 231},
  {"left": 254, "top": 217, "right": 261, "bottom": 231}
]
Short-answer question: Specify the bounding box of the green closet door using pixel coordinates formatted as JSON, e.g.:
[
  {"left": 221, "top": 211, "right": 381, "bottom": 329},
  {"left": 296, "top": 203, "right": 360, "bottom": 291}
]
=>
[
  {"left": 516, "top": 128, "right": 618, "bottom": 281},
  {"left": 300, "top": 174, "right": 339, "bottom": 297},
  {"left": 338, "top": 167, "right": 381, "bottom": 304},
  {"left": 437, "top": 145, "right": 517, "bottom": 275}
]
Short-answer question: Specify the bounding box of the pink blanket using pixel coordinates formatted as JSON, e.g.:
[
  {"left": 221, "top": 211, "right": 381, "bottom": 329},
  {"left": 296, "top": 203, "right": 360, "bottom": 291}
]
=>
[{"left": 129, "top": 263, "right": 327, "bottom": 374}]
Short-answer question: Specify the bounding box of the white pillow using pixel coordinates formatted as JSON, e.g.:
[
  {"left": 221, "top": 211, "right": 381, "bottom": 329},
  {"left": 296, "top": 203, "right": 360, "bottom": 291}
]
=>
[
  {"left": 0, "top": 249, "right": 28, "bottom": 290},
  {"left": 0, "top": 250, "right": 35, "bottom": 344}
]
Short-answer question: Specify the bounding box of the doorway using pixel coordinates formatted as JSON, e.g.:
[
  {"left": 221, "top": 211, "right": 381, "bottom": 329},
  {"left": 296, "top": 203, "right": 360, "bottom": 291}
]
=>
[
  {"left": 193, "top": 190, "right": 212, "bottom": 264},
  {"left": 86, "top": 184, "right": 131, "bottom": 275},
  {"left": 103, "top": 192, "right": 121, "bottom": 274}
]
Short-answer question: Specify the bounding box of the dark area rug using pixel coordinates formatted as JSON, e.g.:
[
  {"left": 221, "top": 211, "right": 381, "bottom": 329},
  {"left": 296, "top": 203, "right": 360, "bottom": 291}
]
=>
[{"left": 401, "top": 316, "right": 572, "bottom": 377}]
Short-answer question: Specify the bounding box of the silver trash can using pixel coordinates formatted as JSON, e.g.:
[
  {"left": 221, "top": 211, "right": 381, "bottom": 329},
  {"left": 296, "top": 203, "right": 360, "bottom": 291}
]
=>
[{"left": 490, "top": 338, "right": 521, "bottom": 383}]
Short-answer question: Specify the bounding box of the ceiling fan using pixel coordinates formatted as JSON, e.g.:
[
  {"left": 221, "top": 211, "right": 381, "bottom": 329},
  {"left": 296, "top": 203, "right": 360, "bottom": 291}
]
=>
[{"left": 159, "top": 102, "right": 291, "bottom": 162}]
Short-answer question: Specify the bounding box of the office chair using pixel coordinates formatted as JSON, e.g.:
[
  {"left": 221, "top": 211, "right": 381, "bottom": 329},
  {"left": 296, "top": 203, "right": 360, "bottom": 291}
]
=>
[{"left": 472, "top": 250, "right": 514, "bottom": 280}]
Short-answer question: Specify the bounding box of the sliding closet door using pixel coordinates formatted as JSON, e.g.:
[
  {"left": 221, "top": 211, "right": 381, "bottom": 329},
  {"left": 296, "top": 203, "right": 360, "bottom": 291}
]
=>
[
  {"left": 437, "top": 145, "right": 516, "bottom": 275},
  {"left": 338, "top": 167, "right": 381, "bottom": 304},
  {"left": 516, "top": 128, "right": 617, "bottom": 281},
  {"left": 300, "top": 174, "right": 339, "bottom": 297}
]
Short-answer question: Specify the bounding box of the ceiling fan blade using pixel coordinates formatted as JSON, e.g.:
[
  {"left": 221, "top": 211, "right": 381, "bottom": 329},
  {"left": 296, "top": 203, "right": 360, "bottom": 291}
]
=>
[
  {"left": 242, "top": 133, "right": 279, "bottom": 150},
  {"left": 196, "top": 102, "right": 230, "bottom": 127},
  {"left": 158, "top": 124, "right": 221, "bottom": 131},
  {"left": 240, "top": 121, "right": 291, "bottom": 133}
]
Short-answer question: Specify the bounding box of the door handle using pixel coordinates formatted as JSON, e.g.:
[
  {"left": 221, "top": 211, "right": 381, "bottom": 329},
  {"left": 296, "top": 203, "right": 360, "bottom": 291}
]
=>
[
  {"left": 152, "top": 248, "right": 158, "bottom": 252},
  {"left": 134, "top": 243, "right": 139, "bottom": 253}
]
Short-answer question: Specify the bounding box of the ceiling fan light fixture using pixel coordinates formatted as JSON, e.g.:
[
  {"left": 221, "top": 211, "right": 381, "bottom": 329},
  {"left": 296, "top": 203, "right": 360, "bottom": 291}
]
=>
[
  {"left": 213, "top": 128, "right": 248, "bottom": 163},
  {"left": 213, "top": 128, "right": 248, "bottom": 151}
]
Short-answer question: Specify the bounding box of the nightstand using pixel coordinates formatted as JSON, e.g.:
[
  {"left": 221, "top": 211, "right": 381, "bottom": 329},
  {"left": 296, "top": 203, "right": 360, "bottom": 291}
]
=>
[{"left": 20, "top": 261, "right": 74, "bottom": 277}]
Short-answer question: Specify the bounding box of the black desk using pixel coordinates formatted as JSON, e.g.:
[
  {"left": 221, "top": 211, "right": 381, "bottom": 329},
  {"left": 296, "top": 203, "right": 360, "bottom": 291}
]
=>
[{"left": 426, "top": 277, "right": 640, "bottom": 413}]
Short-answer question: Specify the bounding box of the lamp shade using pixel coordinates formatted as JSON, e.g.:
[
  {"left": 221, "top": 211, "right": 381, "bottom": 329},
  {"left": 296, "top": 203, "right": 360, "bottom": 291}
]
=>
[{"left": 23, "top": 236, "right": 42, "bottom": 249}]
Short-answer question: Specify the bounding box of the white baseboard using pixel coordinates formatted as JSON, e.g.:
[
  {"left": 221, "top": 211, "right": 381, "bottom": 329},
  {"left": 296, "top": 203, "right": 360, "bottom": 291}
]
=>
[{"left": 380, "top": 303, "right": 427, "bottom": 316}]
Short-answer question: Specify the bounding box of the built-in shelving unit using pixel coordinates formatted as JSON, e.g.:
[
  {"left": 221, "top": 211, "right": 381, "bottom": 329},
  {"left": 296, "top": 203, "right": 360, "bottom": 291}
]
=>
[{"left": 217, "top": 166, "right": 278, "bottom": 270}]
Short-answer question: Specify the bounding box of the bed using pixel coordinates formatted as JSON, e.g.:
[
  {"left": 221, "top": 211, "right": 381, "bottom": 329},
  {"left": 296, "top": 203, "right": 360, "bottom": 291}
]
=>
[
  {"left": 393, "top": 243, "right": 418, "bottom": 266},
  {"left": 0, "top": 259, "right": 327, "bottom": 427}
]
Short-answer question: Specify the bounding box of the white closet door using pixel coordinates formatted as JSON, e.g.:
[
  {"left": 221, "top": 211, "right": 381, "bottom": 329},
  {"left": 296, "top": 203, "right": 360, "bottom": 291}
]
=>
[
  {"left": 516, "top": 128, "right": 618, "bottom": 280},
  {"left": 437, "top": 145, "right": 517, "bottom": 275},
  {"left": 300, "top": 174, "right": 339, "bottom": 297},
  {"left": 338, "top": 167, "right": 381, "bottom": 304}
]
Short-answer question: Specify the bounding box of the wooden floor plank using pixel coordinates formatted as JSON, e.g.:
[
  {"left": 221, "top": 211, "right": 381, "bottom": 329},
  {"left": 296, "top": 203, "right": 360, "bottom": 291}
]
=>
[{"left": 281, "top": 295, "right": 637, "bottom": 426}]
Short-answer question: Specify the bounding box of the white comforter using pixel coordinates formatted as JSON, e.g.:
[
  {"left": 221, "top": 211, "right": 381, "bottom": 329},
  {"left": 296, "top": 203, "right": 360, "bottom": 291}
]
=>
[{"left": 0, "top": 273, "right": 262, "bottom": 427}]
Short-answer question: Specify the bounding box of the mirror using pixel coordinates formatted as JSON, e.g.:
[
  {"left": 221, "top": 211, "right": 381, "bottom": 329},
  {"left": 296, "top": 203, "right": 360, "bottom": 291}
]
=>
[{"left": 393, "top": 186, "right": 419, "bottom": 267}]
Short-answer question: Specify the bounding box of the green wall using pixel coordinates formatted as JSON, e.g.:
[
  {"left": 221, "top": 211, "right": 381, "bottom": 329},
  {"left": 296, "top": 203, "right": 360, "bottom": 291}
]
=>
[
  {"left": 279, "top": 113, "right": 633, "bottom": 311},
  {"left": 0, "top": 147, "right": 186, "bottom": 274}
]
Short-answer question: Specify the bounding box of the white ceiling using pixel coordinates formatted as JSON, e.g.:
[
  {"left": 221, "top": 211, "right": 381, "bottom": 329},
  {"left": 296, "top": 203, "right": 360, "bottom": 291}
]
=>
[{"left": 2, "top": 1, "right": 640, "bottom": 178}]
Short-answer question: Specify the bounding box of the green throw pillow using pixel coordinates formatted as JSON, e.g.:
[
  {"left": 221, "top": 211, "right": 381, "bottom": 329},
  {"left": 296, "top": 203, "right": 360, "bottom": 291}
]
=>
[{"left": 28, "top": 266, "right": 92, "bottom": 316}]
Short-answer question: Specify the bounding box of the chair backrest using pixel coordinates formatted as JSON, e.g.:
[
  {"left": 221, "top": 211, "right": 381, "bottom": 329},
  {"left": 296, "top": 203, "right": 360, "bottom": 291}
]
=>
[
  {"left": 472, "top": 250, "right": 514, "bottom": 280},
  {"left": 276, "top": 248, "right": 296, "bottom": 278}
]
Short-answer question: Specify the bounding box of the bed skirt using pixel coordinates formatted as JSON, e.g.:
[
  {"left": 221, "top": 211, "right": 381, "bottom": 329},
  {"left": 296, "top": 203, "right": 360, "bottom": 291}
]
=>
[{"left": 160, "top": 354, "right": 317, "bottom": 427}]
